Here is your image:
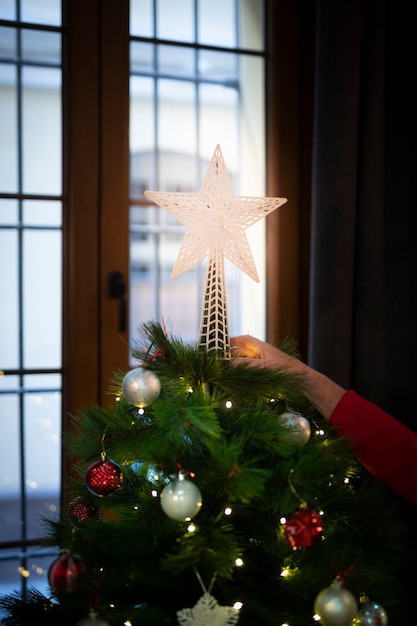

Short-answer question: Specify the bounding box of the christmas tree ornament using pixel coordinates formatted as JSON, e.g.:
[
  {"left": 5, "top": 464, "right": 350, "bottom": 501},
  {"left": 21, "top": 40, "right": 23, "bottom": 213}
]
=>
[
  {"left": 278, "top": 411, "right": 311, "bottom": 447},
  {"left": 160, "top": 474, "right": 202, "bottom": 521},
  {"left": 314, "top": 577, "right": 358, "bottom": 626},
  {"left": 351, "top": 598, "right": 388, "bottom": 625},
  {"left": 145, "top": 144, "right": 287, "bottom": 356},
  {"left": 75, "top": 609, "right": 110, "bottom": 626},
  {"left": 86, "top": 455, "right": 123, "bottom": 497},
  {"left": 68, "top": 496, "right": 101, "bottom": 526},
  {"left": 177, "top": 592, "right": 240, "bottom": 626},
  {"left": 283, "top": 506, "right": 323, "bottom": 549},
  {"left": 48, "top": 550, "right": 86, "bottom": 594},
  {"left": 177, "top": 571, "right": 240, "bottom": 625},
  {"left": 122, "top": 366, "right": 161, "bottom": 407}
]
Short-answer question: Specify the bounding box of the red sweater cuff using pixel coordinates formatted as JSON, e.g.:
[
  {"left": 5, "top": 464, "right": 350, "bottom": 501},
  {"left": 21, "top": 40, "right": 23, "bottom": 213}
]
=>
[{"left": 329, "top": 390, "right": 417, "bottom": 506}]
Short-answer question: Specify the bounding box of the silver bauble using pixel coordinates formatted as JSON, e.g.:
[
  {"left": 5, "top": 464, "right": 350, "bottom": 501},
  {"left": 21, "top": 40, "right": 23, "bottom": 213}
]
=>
[
  {"left": 160, "top": 477, "right": 202, "bottom": 521},
  {"left": 279, "top": 411, "right": 311, "bottom": 447},
  {"left": 351, "top": 601, "right": 388, "bottom": 626},
  {"left": 122, "top": 367, "right": 161, "bottom": 407},
  {"left": 314, "top": 581, "right": 358, "bottom": 626}
]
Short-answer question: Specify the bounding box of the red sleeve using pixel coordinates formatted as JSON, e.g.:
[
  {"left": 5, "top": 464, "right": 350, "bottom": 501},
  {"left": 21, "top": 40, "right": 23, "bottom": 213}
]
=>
[{"left": 329, "top": 390, "right": 417, "bottom": 506}]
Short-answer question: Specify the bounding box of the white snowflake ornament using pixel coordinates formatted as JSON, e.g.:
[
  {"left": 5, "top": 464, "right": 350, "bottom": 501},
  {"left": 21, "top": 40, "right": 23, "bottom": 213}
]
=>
[{"left": 177, "top": 591, "right": 240, "bottom": 626}]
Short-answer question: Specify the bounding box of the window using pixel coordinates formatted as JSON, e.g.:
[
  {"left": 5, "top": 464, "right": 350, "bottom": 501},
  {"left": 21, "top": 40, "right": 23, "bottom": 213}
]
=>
[
  {"left": 0, "top": 0, "right": 267, "bottom": 599},
  {"left": 0, "top": 0, "right": 63, "bottom": 597}
]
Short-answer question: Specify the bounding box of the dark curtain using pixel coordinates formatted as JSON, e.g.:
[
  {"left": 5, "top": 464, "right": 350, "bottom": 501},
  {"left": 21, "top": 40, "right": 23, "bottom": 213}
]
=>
[{"left": 308, "top": 0, "right": 417, "bottom": 431}]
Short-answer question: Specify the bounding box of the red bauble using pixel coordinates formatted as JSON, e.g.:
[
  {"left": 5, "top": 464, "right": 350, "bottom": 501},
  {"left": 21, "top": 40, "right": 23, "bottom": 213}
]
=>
[
  {"left": 48, "top": 551, "right": 86, "bottom": 593},
  {"left": 85, "top": 459, "right": 123, "bottom": 496},
  {"left": 68, "top": 496, "right": 102, "bottom": 525},
  {"left": 284, "top": 507, "right": 323, "bottom": 549}
]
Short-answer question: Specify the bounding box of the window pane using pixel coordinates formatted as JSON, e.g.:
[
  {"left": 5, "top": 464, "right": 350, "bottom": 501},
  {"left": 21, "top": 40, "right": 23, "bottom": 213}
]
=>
[
  {"left": 0, "top": 64, "right": 18, "bottom": 193},
  {"left": 130, "top": 0, "right": 154, "bottom": 37},
  {"left": 157, "top": 78, "right": 197, "bottom": 155},
  {"left": 130, "top": 41, "right": 154, "bottom": 74},
  {"left": 22, "top": 29, "right": 61, "bottom": 64},
  {"left": 23, "top": 199, "right": 62, "bottom": 227},
  {"left": 130, "top": 76, "right": 156, "bottom": 196},
  {"left": 22, "top": 66, "right": 62, "bottom": 195},
  {"left": 198, "top": 0, "right": 236, "bottom": 48},
  {"left": 198, "top": 83, "right": 239, "bottom": 166},
  {"left": 238, "top": 0, "right": 264, "bottom": 50},
  {"left": 23, "top": 230, "right": 62, "bottom": 369},
  {"left": 0, "top": 0, "right": 14, "bottom": 20},
  {"left": 158, "top": 44, "right": 195, "bottom": 78},
  {"left": 0, "top": 26, "right": 16, "bottom": 59},
  {"left": 198, "top": 49, "right": 238, "bottom": 83},
  {"left": 157, "top": 0, "right": 194, "bottom": 42},
  {"left": 24, "top": 389, "right": 61, "bottom": 536},
  {"left": 0, "top": 198, "right": 18, "bottom": 225},
  {"left": 21, "top": 0, "right": 61, "bottom": 26},
  {"left": 0, "top": 391, "right": 20, "bottom": 505},
  {"left": 0, "top": 231, "right": 19, "bottom": 369}
]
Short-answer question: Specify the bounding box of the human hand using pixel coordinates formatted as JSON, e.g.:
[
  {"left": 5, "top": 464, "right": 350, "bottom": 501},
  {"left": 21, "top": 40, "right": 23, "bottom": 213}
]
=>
[{"left": 230, "top": 335, "right": 302, "bottom": 373}]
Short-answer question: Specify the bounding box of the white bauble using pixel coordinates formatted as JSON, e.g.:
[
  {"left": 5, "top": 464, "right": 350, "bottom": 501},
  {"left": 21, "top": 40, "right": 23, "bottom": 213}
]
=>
[
  {"left": 122, "top": 367, "right": 161, "bottom": 407},
  {"left": 314, "top": 579, "right": 358, "bottom": 626},
  {"left": 279, "top": 411, "right": 311, "bottom": 447},
  {"left": 160, "top": 477, "right": 202, "bottom": 521}
]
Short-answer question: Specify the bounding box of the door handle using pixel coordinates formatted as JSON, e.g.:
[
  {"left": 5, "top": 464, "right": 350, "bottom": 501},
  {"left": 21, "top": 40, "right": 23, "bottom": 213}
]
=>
[{"left": 108, "top": 270, "right": 127, "bottom": 332}]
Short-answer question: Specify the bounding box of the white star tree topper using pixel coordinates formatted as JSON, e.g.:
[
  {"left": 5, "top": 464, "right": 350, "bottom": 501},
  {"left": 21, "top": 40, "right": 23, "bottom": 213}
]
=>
[{"left": 145, "top": 145, "right": 287, "bottom": 355}]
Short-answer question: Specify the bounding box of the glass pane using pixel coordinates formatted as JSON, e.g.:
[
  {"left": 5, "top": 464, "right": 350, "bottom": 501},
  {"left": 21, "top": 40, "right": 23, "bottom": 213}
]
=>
[
  {"left": 23, "top": 230, "right": 62, "bottom": 369},
  {"left": 0, "top": 392, "right": 20, "bottom": 506},
  {"left": 0, "top": 64, "right": 18, "bottom": 193},
  {"left": 130, "top": 40, "right": 155, "bottom": 74},
  {"left": 130, "top": 0, "right": 153, "bottom": 37},
  {"left": 130, "top": 76, "right": 155, "bottom": 196},
  {"left": 158, "top": 44, "right": 195, "bottom": 78},
  {"left": 198, "top": 83, "right": 239, "bottom": 167},
  {"left": 24, "top": 389, "right": 61, "bottom": 536},
  {"left": 21, "top": 0, "right": 61, "bottom": 26},
  {"left": 238, "top": 0, "right": 264, "bottom": 51},
  {"left": 0, "top": 25, "right": 16, "bottom": 59},
  {"left": 198, "top": 0, "right": 236, "bottom": 48},
  {"left": 198, "top": 49, "right": 238, "bottom": 83},
  {"left": 22, "top": 29, "right": 61, "bottom": 64},
  {"left": 0, "top": 231, "right": 19, "bottom": 369},
  {"left": 157, "top": 78, "right": 197, "bottom": 157},
  {"left": 22, "top": 66, "right": 62, "bottom": 195},
  {"left": 0, "top": 0, "right": 15, "bottom": 20},
  {"left": 0, "top": 198, "right": 18, "bottom": 225},
  {"left": 23, "top": 199, "right": 62, "bottom": 227},
  {"left": 157, "top": 0, "right": 194, "bottom": 42}
]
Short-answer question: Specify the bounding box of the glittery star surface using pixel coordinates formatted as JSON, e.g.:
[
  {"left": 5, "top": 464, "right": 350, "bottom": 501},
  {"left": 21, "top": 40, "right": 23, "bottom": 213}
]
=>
[
  {"left": 177, "top": 592, "right": 240, "bottom": 626},
  {"left": 145, "top": 144, "right": 287, "bottom": 281}
]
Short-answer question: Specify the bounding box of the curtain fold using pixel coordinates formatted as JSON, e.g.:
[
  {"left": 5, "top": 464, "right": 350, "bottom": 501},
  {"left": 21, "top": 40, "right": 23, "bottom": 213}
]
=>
[{"left": 308, "top": 0, "right": 417, "bottom": 428}]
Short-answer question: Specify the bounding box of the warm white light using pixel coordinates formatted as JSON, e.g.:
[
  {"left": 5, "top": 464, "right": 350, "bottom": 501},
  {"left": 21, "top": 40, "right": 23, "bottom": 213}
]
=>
[
  {"left": 344, "top": 477, "right": 350, "bottom": 484},
  {"left": 233, "top": 601, "right": 243, "bottom": 610},
  {"left": 225, "top": 400, "right": 232, "bottom": 408},
  {"left": 187, "top": 523, "right": 197, "bottom": 532},
  {"left": 313, "top": 614, "right": 321, "bottom": 621},
  {"left": 138, "top": 408, "right": 145, "bottom": 415},
  {"left": 280, "top": 516, "right": 287, "bottom": 524},
  {"left": 124, "top": 621, "right": 133, "bottom": 625},
  {"left": 151, "top": 489, "right": 158, "bottom": 497},
  {"left": 280, "top": 568, "right": 290, "bottom": 577},
  {"left": 224, "top": 507, "right": 232, "bottom": 516},
  {"left": 235, "top": 558, "right": 243, "bottom": 567}
]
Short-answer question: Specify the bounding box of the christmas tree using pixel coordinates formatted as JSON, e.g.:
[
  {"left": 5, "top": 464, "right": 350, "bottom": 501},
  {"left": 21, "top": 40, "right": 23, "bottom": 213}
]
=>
[{"left": 0, "top": 147, "right": 410, "bottom": 626}]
